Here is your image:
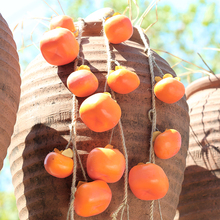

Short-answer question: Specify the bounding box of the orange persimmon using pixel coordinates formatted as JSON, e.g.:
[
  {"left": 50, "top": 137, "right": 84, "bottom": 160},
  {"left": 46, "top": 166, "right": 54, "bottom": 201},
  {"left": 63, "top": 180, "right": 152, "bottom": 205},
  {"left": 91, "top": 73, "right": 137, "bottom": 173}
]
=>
[
  {"left": 154, "top": 75, "right": 185, "bottom": 104},
  {"left": 50, "top": 15, "right": 76, "bottom": 32},
  {"left": 67, "top": 66, "right": 98, "bottom": 97},
  {"left": 74, "top": 180, "right": 112, "bottom": 217},
  {"left": 154, "top": 129, "right": 181, "bottom": 159},
  {"left": 40, "top": 28, "right": 79, "bottom": 66},
  {"left": 86, "top": 144, "right": 125, "bottom": 183},
  {"left": 129, "top": 163, "right": 169, "bottom": 200},
  {"left": 104, "top": 14, "right": 133, "bottom": 44},
  {"left": 79, "top": 93, "right": 121, "bottom": 132},
  {"left": 107, "top": 67, "right": 140, "bottom": 94},
  {"left": 44, "top": 152, "right": 73, "bottom": 178}
]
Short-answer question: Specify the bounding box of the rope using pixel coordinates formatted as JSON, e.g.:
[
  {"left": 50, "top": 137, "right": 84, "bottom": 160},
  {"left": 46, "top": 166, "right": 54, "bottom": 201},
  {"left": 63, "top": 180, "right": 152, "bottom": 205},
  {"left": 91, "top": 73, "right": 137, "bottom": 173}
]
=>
[
  {"left": 102, "top": 18, "right": 113, "bottom": 92},
  {"left": 66, "top": 18, "right": 86, "bottom": 220},
  {"left": 136, "top": 26, "right": 164, "bottom": 220},
  {"left": 102, "top": 18, "right": 129, "bottom": 220},
  {"left": 158, "top": 199, "right": 163, "bottom": 220},
  {"left": 111, "top": 92, "right": 129, "bottom": 220}
]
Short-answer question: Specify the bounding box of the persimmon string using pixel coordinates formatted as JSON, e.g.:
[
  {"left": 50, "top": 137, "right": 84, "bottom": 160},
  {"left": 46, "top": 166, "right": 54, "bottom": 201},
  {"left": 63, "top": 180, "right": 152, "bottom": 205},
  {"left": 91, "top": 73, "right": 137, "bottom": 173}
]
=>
[
  {"left": 103, "top": 18, "right": 130, "bottom": 220},
  {"left": 136, "top": 26, "right": 164, "bottom": 220},
  {"left": 109, "top": 127, "right": 115, "bottom": 145},
  {"left": 158, "top": 199, "right": 163, "bottom": 220},
  {"left": 66, "top": 18, "right": 86, "bottom": 220},
  {"left": 102, "top": 19, "right": 113, "bottom": 93},
  {"left": 111, "top": 92, "right": 129, "bottom": 220}
]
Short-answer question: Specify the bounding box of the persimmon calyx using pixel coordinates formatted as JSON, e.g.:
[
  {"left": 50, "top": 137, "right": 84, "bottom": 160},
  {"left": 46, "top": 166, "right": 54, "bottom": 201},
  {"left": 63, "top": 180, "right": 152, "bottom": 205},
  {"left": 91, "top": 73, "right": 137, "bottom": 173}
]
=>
[
  {"left": 155, "top": 76, "right": 162, "bottom": 83},
  {"left": 137, "top": 162, "right": 145, "bottom": 165},
  {"left": 54, "top": 148, "right": 63, "bottom": 154},
  {"left": 103, "top": 92, "right": 112, "bottom": 97},
  {"left": 162, "top": 73, "right": 182, "bottom": 82},
  {"left": 77, "top": 181, "right": 86, "bottom": 188},
  {"left": 115, "top": 66, "right": 126, "bottom": 71},
  {"left": 53, "top": 148, "right": 73, "bottom": 158},
  {"left": 73, "top": 29, "right": 79, "bottom": 37},
  {"left": 113, "top": 66, "right": 137, "bottom": 75},
  {"left": 163, "top": 73, "right": 173, "bottom": 79},
  {"left": 62, "top": 148, "right": 74, "bottom": 158},
  {"left": 76, "top": 65, "right": 91, "bottom": 71},
  {"left": 152, "top": 131, "right": 162, "bottom": 142},
  {"left": 105, "top": 12, "right": 121, "bottom": 21},
  {"left": 105, "top": 144, "right": 114, "bottom": 149}
]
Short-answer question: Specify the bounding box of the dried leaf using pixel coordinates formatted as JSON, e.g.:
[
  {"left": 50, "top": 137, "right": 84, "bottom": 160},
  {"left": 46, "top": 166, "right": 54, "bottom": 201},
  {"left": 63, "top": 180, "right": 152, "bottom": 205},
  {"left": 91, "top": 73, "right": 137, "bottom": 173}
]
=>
[
  {"left": 61, "top": 148, "right": 73, "bottom": 158},
  {"left": 152, "top": 131, "right": 162, "bottom": 142}
]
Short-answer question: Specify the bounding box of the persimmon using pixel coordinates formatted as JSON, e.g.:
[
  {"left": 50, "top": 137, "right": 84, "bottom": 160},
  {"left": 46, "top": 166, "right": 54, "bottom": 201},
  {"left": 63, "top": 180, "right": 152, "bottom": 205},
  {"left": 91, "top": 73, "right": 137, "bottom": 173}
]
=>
[
  {"left": 154, "top": 74, "right": 185, "bottom": 104},
  {"left": 74, "top": 180, "right": 112, "bottom": 217},
  {"left": 154, "top": 129, "right": 181, "bottom": 159},
  {"left": 104, "top": 14, "right": 133, "bottom": 44},
  {"left": 79, "top": 93, "right": 121, "bottom": 132},
  {"left": 50, "top": 15, "right": 76, "bottom": 32},
  {"left": 129, "top": 163, "right": 169, "bottom": 200},
  {"left": 87, "top": 144, "right": 125, "bottom": 183},
  {"left": 67, "top": 65, "right": 98, "bottom": 97},
  {"left": 40, "top": 28, "right": 79, "bottom": 66},
  {"left": 107, "top": 67, "right": 140, "bottom": 94},
  {"left": 44, "top": 151, "right": 73, "bottom": 178}
]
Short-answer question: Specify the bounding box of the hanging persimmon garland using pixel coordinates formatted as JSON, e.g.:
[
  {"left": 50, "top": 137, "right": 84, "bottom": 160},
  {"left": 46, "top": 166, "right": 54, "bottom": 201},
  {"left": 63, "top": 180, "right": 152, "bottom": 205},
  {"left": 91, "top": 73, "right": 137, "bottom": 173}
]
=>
[{"left": 40, "top": 10, "right": 186, "bottom": 220}]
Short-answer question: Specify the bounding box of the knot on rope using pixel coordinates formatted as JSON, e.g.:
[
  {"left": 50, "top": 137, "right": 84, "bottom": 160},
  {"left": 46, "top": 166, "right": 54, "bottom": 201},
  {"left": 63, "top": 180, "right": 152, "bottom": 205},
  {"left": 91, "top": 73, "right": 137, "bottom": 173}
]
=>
[{"left": 148, "top": 109, "right": 156, "bottom": 123}]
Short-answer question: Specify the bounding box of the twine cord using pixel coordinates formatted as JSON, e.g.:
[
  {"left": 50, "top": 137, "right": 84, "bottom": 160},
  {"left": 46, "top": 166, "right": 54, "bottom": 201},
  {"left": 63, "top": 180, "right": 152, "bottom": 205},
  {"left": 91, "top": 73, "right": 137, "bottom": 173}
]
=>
[
  {"left": 102, "top": 18, "right": 113, "bottom": 92},
  {"left": 158, "top": 199, "right": 163, "bottom": 220},
  {"left": 102, "top": 18, "right": 129, "bottom": 220},
  {"left": 136, "top": 26, "right": 164, "bottom": 220},
  {"left": 66, "top": 18, "right": 86, "bottom": 220},
  {"left": 110, "top": 118, "right": 129, "bottom": 220}
]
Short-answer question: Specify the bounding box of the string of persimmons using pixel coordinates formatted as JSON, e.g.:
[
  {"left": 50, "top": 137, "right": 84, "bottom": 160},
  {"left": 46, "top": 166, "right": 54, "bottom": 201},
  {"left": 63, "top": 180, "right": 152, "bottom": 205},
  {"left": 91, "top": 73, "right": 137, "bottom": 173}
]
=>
[{"left": 40, "top": 12, "right": 185, "bottom": 220}]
